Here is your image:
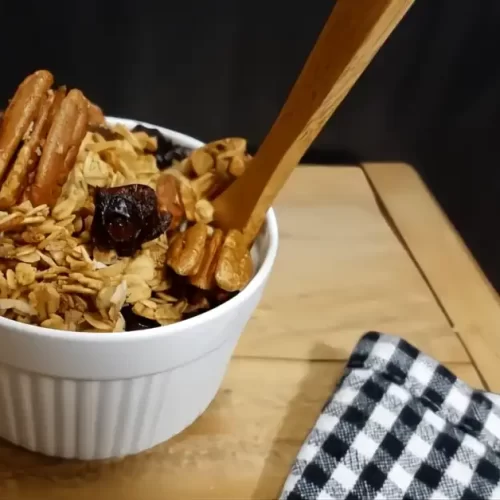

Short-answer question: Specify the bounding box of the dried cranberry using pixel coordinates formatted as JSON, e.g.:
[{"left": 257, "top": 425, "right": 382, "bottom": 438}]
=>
[
  {"left": 91, "top": 184, "right": 171, "bottom": 257},
  {"left": 121, "top": 305, "right": 160, "bottom": 331},
  {"left": 132, "top": 124, "right": 192, "bottom": 169}
]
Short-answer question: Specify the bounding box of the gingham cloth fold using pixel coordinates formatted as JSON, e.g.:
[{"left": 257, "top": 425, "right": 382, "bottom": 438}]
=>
[{"left": 280, "top": 332, "right": 500, "bottom": 500}]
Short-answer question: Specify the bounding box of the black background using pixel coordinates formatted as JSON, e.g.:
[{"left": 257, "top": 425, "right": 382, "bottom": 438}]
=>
[{"left": 1, "top": 0, "right": 499, "bottom": 290}]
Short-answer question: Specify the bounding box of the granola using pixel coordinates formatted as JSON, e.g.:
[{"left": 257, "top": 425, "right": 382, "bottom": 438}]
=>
[{"left": 0, "top": 70, "right": 254, "bottom": 332}]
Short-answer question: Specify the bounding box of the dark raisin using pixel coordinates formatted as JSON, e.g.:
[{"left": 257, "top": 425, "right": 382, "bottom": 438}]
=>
[
  {"left": 165, "top": 270, "right": 190, "bottom": 300},
  {"left": 88, "top": 124, "right": 123, "bottom": 141},
  {"left": 182, "top": 289, "right": 238, "bottom": 320},
  {"left": 158, "top": 143, "right": 192, "bottom": 169},
  {"left": 91, "top": 184, "right": 171, "bottom": 257},
  {"left": 210, "top": 288, "right": 238, "bottom": 306},
  {"left": 131, "top": 124, "right": 192, "bottom": 169},
  {"left": 121, "top": 305, "right": 160, "bottom": 331},
  {"left": 131, "top": 124, "right": 160, "bottom": 144},
  {"left": 183, "top": 309, "right": 207, "bottom": 320}
]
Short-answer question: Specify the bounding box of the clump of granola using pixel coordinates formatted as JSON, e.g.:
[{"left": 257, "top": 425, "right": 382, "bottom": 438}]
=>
[{"left": 0, "top": 99, "right": 254, "bottom": 332}]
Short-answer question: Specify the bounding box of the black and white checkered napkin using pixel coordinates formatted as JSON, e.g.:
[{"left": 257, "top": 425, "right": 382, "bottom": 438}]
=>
[{"left": 280, "top": 332, "right": 500, "bottom": 500}]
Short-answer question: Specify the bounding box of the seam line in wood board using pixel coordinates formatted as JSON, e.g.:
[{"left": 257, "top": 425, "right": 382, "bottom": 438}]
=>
[
  {"left": 361, "top": 167, "right": 454, "bottom": 328},
  {"left": 450, "top": 329, "right": 489, "bottom": 390},
  {"left": 360, "top": 165, "right": 488, "bottom": 390}
]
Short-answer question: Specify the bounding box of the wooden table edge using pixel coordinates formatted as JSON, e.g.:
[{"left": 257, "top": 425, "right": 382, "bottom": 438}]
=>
[{"left": 361, "top": 162, "right": 500, "bottom": 391}]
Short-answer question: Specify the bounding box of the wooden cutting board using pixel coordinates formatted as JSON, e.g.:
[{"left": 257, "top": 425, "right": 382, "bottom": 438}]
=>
[{"left": 0, "top": 163, "right": 496, "bottom": 500}]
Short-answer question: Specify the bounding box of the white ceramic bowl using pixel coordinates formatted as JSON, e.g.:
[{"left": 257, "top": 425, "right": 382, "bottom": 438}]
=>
[{"left": 0, "top": 118, "right": 279, "bottom": 460}]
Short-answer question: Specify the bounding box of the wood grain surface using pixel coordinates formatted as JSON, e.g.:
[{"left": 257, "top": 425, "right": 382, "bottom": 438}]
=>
[
  {"left": 0, "top": 165, "right": 488, "bottom": 500},
  {"left": 363, "top": 162, "right": 500, "bottom": 391},
  {"left": 236, "top": 167, "right": 467, "bottom": 362},
  {"left": 0, "top": 358, "right": 482, "bottom": 500}
]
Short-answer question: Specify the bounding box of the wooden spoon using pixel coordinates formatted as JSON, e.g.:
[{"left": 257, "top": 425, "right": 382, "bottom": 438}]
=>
[{"left": 212, "top": 0, "right": 414, "bottom": 243}]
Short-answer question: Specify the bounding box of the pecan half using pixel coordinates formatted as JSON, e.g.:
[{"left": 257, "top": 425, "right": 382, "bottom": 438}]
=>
[
  {"left": 88, "top": 101, "right": 105, "bottom": 126},
  {"left": 190, "top": 228, "right": 224, "bottom": 290},
  {"left": 156, "top": 173, "right": 184, "bottom": 229},
  {"left": 29, "top": 89, "right": 89, "bottom": 207},
  {"left": 0, "top": 70, "right": 54, "bottom": 182},
  {"left": 0, "top": 90, "right": 55, "bottom": 209},
  {"left": 215, "top": 229, "right": 253, "bottom": 292},
  {"left": 166, "top": 222, "right": 208, "bottom": 276}
]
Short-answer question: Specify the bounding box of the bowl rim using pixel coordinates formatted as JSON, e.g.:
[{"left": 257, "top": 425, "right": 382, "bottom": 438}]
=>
[{"left": 0, "top": 117, "right": 279, "bottom": 343}]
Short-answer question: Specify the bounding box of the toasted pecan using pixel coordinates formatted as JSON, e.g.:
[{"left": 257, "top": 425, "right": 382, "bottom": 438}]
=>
[
  {"left": 63, "top": 95, "right": 88, "bottom": 173},
  {"left": 190, "top": 228, "right": 224, "bottom": 289},
  {"left": 0, "top": 91, "right": 56, "bottom": 209},
  {"left": 0, "top": 70, "right": 54, "bottom": 182},
  {"left": 215, "top": 229, "right": 253, "bottom": 292},
  {"left": 29, "top": 89, "right": 88, "bottom": 207},
  {"left": 156, "top": 173, "right": 184, "bottom": 229},
  {"left": 88, "top": 101, "right": 105, "bottom": 126},
  {"left": 49, "top": 86, "right": 67, "bottom": 123},
  {"left": 166, "top": 222, "right": 208, "bottom": 276}
]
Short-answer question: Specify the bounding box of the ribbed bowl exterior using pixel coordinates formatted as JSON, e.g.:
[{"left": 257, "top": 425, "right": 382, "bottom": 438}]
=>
[
  {"left": 0, "top": 120, "right": 279, "bottom": 460},
  {"left": 0, "top": 335, "right": 237, "bottom": 459}
]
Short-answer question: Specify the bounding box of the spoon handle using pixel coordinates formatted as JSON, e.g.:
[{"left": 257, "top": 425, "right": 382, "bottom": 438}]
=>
[{"left": 213, "top": 0, "right": 414, "bottom": 242}]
